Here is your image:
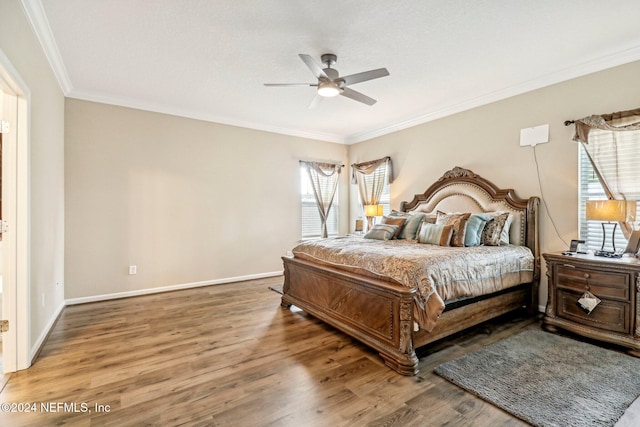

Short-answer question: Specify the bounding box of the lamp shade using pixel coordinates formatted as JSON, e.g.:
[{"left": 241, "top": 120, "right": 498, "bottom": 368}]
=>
[
  {"left": 586, "top": 200, "right": 637, "bottom": 222},
  {"left": 364, "top": 204, "right": 383, "bottom": 217}
]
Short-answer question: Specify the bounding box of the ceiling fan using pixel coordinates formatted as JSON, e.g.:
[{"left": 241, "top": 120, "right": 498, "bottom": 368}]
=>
[{"left": 264, "top": 53, "right": 389, "bottom": 108}]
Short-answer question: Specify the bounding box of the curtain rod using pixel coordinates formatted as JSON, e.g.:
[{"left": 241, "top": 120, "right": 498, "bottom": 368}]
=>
[
  {"left": 564, "top": 120, "right": 575, "bottom": 126},
  {"left": 298, "top": 160, "right": 345, "bottom": 167}
]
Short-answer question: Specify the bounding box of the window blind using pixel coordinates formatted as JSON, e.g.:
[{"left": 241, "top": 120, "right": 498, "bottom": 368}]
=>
[{"left": 578, "top": 143, "right": 639, "bottom": 251}]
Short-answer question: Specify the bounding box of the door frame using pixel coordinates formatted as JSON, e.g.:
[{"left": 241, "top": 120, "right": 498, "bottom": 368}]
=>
[{"left": 0, "top": 48, "right": 31, "bottom": 372}]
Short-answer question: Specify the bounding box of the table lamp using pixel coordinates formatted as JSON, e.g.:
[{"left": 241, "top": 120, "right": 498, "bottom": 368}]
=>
[
  {"left": 586, "top": 199, "right": 637, "bottom": 255},
  {"left": 364, "top": 204, "right": 383, "bottom": 231}
]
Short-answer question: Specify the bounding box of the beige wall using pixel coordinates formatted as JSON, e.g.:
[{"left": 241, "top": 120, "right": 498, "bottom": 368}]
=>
[
  {"left": 66, "top": 61, "right": 640, "bottom": 305},
  {"left": 65, "top": 99, "right": 347, "bottom": 299},
  {"left": 0, "top": 0, "right": 65, "bottom": 349},
  {"left": 8, "top": 0, "right": 637, "bottom": 321},
  {"left": 348, "top": 60, "right": 640, "bottom": 307}
]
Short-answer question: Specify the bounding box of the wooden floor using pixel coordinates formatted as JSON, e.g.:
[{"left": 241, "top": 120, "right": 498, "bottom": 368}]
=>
[{"left": 0, "top": 277, "right": 543, "bottom": 427}]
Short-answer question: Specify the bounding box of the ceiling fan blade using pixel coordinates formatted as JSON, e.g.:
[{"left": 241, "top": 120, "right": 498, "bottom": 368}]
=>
[
  {"left": 299, "top": 54, "right": 329, "bottom": 80},
  {"left": 340, "top": 87, "right": 376, "bottom": 106},
  {"left": 264, "top": 83, "right": 317, "bottom": 87},
  {"left": 308, "top": 94, "right": 324, "bottom": 109},
  {"left": 341, "top": 68, "right": 389, "bottom": 86}
]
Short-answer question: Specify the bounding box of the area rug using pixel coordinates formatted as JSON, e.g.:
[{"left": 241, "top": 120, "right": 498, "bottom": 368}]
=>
[{"left": 434, "top": 329, "right": 640, "bottom": 427}]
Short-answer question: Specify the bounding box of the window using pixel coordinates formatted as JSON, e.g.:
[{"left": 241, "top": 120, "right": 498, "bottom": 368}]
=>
[
  {"left": 360, "top": 161, "right": 391, "bottom": 216},
  {"left": 363, "top": 166, "right": 390, "bottom": 215},
  {"left": 578, "top": 144, "right": 639, "bottom": 251},
  {"left": 300, "top": 167, "right": 339, "bottom": 238}
]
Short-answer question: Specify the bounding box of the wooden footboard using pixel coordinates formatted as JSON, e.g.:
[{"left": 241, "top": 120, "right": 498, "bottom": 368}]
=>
[
  {"left": 282, "top": 255, "right": 533, "bottom": 375},
  {"left": 281, "top": 256, "right": 420, "bottom": 375}
]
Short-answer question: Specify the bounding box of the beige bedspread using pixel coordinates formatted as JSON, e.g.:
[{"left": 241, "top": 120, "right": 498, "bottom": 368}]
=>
[{"left": 292, "top": 236, "right": 534, "bottom": 331}]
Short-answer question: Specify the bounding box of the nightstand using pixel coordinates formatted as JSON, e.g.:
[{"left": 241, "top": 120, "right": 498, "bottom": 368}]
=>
[{"left": 543, "top": 252, "right": 640, "bottom": 356}]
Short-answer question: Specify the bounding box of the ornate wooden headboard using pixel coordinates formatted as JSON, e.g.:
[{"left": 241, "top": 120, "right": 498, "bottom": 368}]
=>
[{"left": 400, "top": 166, "right": 540, "bottom": 266}]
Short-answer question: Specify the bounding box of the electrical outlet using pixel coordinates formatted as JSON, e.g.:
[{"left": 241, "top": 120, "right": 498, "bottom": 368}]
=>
[{"left": 129, "top": 265, "right": 137, "bottom": 275}]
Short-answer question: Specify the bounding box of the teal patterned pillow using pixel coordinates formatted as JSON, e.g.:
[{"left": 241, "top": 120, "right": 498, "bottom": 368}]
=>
[
  {"left": 464, "top": 213, "right": 492, "bottom": 246},
  {"left": 364, "top": 224, "right": 399, "bottom": 241}
]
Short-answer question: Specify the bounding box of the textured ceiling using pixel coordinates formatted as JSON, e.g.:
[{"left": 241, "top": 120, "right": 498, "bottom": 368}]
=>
[{"left": 23, "top": 0, "right": 640, "bottom": 143}]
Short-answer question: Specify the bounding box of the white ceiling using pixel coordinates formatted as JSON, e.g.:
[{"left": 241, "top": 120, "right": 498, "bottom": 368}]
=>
[{"left": 23, "top": 0, "right": 640, "bottom": 144}]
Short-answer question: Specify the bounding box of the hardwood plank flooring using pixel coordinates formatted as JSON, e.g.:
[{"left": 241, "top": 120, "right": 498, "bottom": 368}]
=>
[{"left": 0, "top": 277, "right": 551, "bottom": 426}]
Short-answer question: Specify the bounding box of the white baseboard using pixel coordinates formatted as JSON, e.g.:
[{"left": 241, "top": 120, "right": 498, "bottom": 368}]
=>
[
  {"left": 65, "top": 271, "right": 284, "bottom": 306},
  {"left": 29, "top": 300, "right": 65, "bottom": 365}
]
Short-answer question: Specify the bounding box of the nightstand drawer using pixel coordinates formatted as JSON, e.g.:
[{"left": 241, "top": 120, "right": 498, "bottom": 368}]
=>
[
  {"left": 544, "top": 252, "right": 640, "bottom": 357},
  {"left": 556, "top": 289, "right": 630, "bottom": 334},
  {"left": 556, "top": 265, "right": 630, "bottom": 301}
]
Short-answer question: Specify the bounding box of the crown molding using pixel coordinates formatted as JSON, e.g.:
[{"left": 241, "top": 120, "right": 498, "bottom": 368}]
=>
[
  {"left": 345, "top": 45, "right": 640, "bottom": 144},
  {"left": 18, "top": 0, "right": 640, "bottom": 145},
  {"left": 66, "top": 88, "right": 347, "bottom": 144},
  {"left": 20, "top": 0, "right": 73, "bottom": 94}
]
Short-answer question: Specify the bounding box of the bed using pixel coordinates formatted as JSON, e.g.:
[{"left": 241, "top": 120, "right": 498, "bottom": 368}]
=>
[{"left": 281, "top": 166, "right": 540, "bottom": 375}]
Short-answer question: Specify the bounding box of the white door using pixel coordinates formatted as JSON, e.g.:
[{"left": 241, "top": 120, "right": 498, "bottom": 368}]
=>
[
  {"left": 0, "top": 85, "right": 16, "bottom": 374},
  {"left": 0, "top": 51, "right": 29, "bottom": 373},
  {"left": 0, "top": 89, "right": 4, "bottom": 374}
]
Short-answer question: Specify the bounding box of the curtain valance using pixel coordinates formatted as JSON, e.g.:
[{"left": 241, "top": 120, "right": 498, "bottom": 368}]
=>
[
  {"left": 301, "top": 161, "right": 343, "bottom": 178},
  {"left": 351, "top": 156, "right": 393, "bottom": 185},
  {"left": 573, "top": 108, "right": 640, "bottom": 144}
]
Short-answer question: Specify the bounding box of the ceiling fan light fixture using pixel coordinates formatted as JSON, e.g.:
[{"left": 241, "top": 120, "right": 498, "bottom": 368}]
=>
[
  {"left": 317, "top": 81, "right": 340, "bottom": 97},
  {"left": 264, "top": 53, "right": 389, "bottom": 106}
]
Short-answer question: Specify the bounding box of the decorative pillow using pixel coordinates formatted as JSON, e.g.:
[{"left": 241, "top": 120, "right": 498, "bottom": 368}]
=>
[
  {"left": 423, "top": 213, "right": 438, "bottom": 224},
  {"left": 389, "top": 211, "right": 436, "bottom": 240},
  {"left": 417, "top": 223, "right": 453, "bottom": 246},
  {"left": 381, "top": 216, "right": 407, "bottom": 239},
  {"left": 364, "top": 224, "right": 399, "bottom": 241},
  {"left": 464, "top": 213, "right": 493, "bottom": 247},
  {"left": 500, "top": 212, "right": 514, "bottom": 245},
  {"left": 481, "top": 212, "right": 510, "bottom": 246},
  {"left": 436, "top": 212, "right": 471, "bottom": 247}
]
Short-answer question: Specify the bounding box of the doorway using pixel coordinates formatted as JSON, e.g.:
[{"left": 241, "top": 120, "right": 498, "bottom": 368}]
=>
[{"left": 0, "top": 49, "right": 30, "bottom": 375}]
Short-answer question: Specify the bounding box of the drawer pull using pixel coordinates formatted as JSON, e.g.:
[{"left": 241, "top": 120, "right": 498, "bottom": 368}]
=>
[
  {"left": 583, "top": 273, "right": 590, "bottom": 279},
  {"left": 562, "top": 264, "right": 576, "bottom": 268}
]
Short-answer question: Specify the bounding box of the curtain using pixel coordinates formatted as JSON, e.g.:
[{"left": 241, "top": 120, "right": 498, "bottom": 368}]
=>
[
  {"left": 300, "top": 161, "right": 342, "bottom": 238},
  {"left": 573, "top": 108, "right": 640, "bottom": 237},
  {"left": 351, "top": 156, "right": 393, "bottom": 207}
]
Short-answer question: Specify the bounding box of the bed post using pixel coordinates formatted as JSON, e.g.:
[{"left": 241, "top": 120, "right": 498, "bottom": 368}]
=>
[
  {"left": 526, "top": 196, "right": 540, "bottom": 314},
  {"left": 378, "top": 299, "right": 419, "bottom": 375},
  {"left": 281, "top": 257, "right": 292, "bottom": 308}
]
